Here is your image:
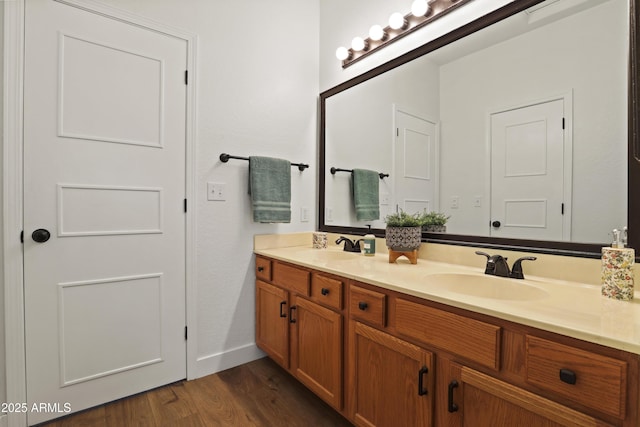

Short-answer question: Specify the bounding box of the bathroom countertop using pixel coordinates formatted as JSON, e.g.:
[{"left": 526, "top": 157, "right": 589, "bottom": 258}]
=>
[{"left": 255, "top": 245, "right": 640, "bottom": 355}]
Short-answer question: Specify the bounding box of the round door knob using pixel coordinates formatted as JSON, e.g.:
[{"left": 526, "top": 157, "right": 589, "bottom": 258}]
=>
[
  {"left": 32, "top": 228, "right": 51, "bottom": 243},
  {"left": 491, "top": 221, "right": 501, "bottom": 228}
]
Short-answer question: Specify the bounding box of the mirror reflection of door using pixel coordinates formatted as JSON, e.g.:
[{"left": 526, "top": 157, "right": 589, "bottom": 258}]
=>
[
  {"left": 490, "top": 97, "right": 571, "bottom": 240},
  {"left": 393, "top": 107, "right": 439, "bottom": 216}
]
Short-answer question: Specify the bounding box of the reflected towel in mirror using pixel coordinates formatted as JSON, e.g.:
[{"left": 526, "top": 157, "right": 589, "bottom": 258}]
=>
[{"left": 352, "top": 169, "right": 380, "bottom": 221}]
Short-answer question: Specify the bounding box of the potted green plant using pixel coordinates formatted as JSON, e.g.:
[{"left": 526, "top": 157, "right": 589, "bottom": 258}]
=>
[
  {"left": 419, "top": 211, "right": 450, "bottom": 233},
  {"left": 384, "top": 210, "right": 424, "bottom": 252}
]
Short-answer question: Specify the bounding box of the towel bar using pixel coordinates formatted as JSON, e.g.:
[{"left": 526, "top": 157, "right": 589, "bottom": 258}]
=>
[
  {"left": 330, "top": 167, "right": 389, "bottom": 179},
  {"left": 219, "top": 153, "right": 309, "bottom": 171}
]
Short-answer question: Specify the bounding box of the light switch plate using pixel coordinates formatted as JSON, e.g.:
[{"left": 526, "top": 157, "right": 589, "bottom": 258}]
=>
[
  {"left": 300, "top": 207, "right": 310, "bottom": 222},
  {"left": 207, "top": 182, "right": 226, "bottom": 201},
  {"left": 450, "top": 196, "right": 460, "bottom": 209}
]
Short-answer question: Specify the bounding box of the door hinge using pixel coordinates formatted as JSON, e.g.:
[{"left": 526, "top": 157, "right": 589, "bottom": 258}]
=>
[
  {"left": 562, "top": 117, "right": 565, "bottom": 129},
  {"left": 20, "top": 230, "right": 24, "bottom": 243},
  {"left": 184, "top": 326, "right": 188, "bottom": 340},
  {"left": 184, "top": 198, "right": 187, "bottom": 212},
  {"left": 184, "top": 70, "right": 188, "bottom": 85},
  {"left": 561, "top": 203, "right": 565, "bottom": 215}
]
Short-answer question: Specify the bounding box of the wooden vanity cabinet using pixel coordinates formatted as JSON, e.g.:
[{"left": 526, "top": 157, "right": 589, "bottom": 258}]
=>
[
  {"left": 256, "top": 279, "right": 289, "bottom": 368},
  {"left": 442, "top": 360, "right": 614, "bottom": 427},
  {"left": 255, "top": 255, "right": 640, "bottom": 427},
  {"left": 255, "top": 256, "right": 344, "bottom": 411},
  {"left": 350, "top": 320, "right": 435, "bottom": 427}
]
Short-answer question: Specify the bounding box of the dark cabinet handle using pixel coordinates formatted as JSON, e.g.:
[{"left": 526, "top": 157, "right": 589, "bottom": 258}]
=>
[
  {"left": 289, "top": 306, "right": 297, "bottom": 323},
  {"left": 258, "top": 266, "right": 264, "bottom": 272},
  {"left": 491, "top": 220, "right": 501, "bottom": 228},
  {"left": 358, "top": 301, "right": 368, "bottom": 311},
  {"left": 559, "top": 368, "right": 577, "bottom": 385},
  {"left": 321, "top": 288, "right": 330, "bottom": 296},
  {"left": 279, "top": 301, "right": 287, "bottom": 318},
  {"left": 448, "top": 380, "right": 459, "bottom": 412},
  {"left": 418, "top": 366, "right": 429, "bottom": 396}
]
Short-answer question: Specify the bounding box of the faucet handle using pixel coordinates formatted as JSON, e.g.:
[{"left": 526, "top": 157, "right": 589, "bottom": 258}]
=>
[
  {"left": 510, "top": 256, "right": 537, "bottom": 279},
  {"left": 475, "top": 251, "right": 494, "bottom": 274}
]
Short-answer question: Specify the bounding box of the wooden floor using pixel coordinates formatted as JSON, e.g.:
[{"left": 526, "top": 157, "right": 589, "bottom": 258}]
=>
[{"left": 38, "top": 357, "right": 353, "bottom": 427}]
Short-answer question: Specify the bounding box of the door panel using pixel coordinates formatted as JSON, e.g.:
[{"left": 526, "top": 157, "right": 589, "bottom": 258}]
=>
[
  {"left": 24, "top": 1, "right": 187, "bottom": 423},
  {"left": 490, "top": 99, "right": 567, "bottom": 240},
  {"left": 394, "top": 109, "right": 438, "bottom": 215}
]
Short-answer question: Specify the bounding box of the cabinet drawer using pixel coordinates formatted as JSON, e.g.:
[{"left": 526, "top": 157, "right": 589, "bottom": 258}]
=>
[
  {"left": 255, "top": 257, "right": 272, "bottom": 282},
  {"left": 349, "top": 285, "right": 386, "bottom": 328},
  {"left": 525, "top": 335, "right": 627, "bottom": 419},
  {"left": 273, "top": 262, "right": 310, "bottom": 296},
  {"left": 394, "top": 298, "right": 501, "bottom": 370},
  {"left": 311, "top": 274, "right": 343, "bottom": 310}
]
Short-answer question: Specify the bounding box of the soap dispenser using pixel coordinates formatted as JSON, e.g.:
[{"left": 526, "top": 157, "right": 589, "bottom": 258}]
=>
[
  {"left": 601, "top": 226, "right": 635, "bottom": 301},
  {"left": 363, "top": 225, "right": 376, "bottom": 257}
]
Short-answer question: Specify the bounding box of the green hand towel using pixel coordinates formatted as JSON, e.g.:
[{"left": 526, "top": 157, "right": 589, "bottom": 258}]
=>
[
  {"left": 249, "top": 156, "right": 291, "bottom": 223},
  {"left": 352, "top": 169, "right": 380, "bottom": 221}
]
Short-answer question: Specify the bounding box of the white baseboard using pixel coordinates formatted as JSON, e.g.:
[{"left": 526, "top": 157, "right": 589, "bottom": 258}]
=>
[{"left": 194, "top": 343, "right": 265, "bottom": 379}]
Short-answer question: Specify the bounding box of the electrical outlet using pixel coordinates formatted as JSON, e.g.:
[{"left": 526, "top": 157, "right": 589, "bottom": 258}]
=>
[
  {"left": 450, "top": 196, "right": 460, "bottom": 209},
  {"left": 300, "top": 207, "right": 310, "bottom": 222},
  {"left": 325, "top": 207, "right": 333, "bottom": 222},
  {"left": 473, "top": 196, "right": 482, "bottom": 207},
  {"left": 380, "top": 193, "right": 390, "bottom": 206},
  {"left": 207, "top": 182, "right": 226, "bottom": 201}
]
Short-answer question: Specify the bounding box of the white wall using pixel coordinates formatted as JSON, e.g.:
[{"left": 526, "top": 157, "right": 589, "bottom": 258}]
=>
[
  {"left": 91, "top": 0, "right": 319, "bottom": 376},
  {"left": 439, "top": 0, "right": 627, "bottom": 242}
]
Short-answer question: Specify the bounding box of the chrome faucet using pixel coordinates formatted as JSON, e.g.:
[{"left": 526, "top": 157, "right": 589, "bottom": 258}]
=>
[
  {"left": 475, "top": 251, "right": 537, "bottom": 279},
  {"left": 336, "top": 236, "right": 362, "bottom": 253}
]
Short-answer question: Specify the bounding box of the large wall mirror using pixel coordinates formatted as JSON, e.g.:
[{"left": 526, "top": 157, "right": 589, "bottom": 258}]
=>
[{"left": 319, "top": 0, "right": 640, "bottom": 258}]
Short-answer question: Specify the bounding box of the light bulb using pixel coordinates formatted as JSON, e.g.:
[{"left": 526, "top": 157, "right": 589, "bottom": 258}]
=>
[
  {"left": 335, "top": 46, "right": 350, "bottom": 61},
  {"left": 411, "top": 0, "right": 430, "bottom": 17},
  {"left": 369, "top": 24, "right": 386, "bottom": 41},
  {"left": 351, "top": 37, "right": 367, "bottom": 52},
  {"left": 389, "top": 12, "right": 407, "bottom": 30}
]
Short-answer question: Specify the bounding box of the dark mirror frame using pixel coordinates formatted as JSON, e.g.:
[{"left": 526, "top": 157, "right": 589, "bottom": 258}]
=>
[{"left": 319, "top": 0, "right": 639, "bottom": 259}]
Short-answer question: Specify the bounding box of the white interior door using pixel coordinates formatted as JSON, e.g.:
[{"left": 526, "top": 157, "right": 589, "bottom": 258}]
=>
[
  {"left": 490, "top": 99, "right": 567, "bottom": 240},
  {"left": 393, "top": 109, "right": 439, "bottom": 215},
  {"left": 24, "top": 1, "right": 187, "bottom": 424}
]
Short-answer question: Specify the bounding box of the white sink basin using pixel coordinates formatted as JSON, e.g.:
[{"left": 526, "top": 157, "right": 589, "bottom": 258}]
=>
[{"left": 427, "top": 273, "right": 549, "bottom": 301}]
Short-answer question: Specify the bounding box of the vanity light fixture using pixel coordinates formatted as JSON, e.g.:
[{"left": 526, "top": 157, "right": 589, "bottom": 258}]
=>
[
  {"left": 351, "top": 36, "right": 368, "bottom": 52},
  {"left": 369, "top": 25, "right": 387, "bottom": 42},
  {"left": 389, "top": 12, "right": 409, "bottom": 30},
  {"left": 336, "top": 0, "right": 473, "bottom": 68},
  {"left": 335, "top": 46, "right": 352, "bottom": 61},
  {"left": 411, "top": 0, "right": 431, "bottom": 17}
]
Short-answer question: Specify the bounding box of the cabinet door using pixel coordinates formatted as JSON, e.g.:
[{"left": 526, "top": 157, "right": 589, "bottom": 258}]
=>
[
  {"left": 290, "top": 296, "right": 343, "bottom": 410},
  {"left": 256, "top": 280, "right": 289, "bottom": 368},
  {"left": 351, "top": 321, "right": 434, "bottom": 427},
  {"left": 449, "top": 365, "right": 612, "bottom": 427}
]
